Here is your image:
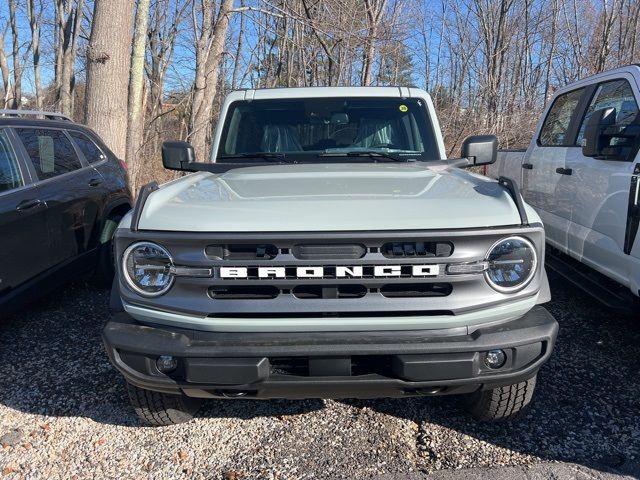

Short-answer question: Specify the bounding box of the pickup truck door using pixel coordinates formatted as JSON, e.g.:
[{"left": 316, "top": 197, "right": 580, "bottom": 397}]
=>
[
  {"left": 521, "top": 87, "right": 586, "bottom": 248},
  {"left": 565, "top": 76, "right": 640, "bottom": 285}
]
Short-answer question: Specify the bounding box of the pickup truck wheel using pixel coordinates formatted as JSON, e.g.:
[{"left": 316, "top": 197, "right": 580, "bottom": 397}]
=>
[
  {"left": 125, "top": 382, "right": 202, "bottom": 426},
  {"left": 465, "top": 375, "right": 536, "bottom": 421}
]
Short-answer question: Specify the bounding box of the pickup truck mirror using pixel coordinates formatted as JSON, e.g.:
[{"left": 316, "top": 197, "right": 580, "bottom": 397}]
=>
[
  {"left": 582, "top": 107, "right": 616, "bottom": 158},
  {"left": 461, "top": 135, "right": 497, "bottom": 166},
  {"left": 162, "top": 141, "right": 196, "bottom": 171}
]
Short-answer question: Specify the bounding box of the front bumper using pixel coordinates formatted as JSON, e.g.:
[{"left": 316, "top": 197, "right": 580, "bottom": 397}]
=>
[{"left": 103, "top": 306, "right": 558, "bottom": 399}]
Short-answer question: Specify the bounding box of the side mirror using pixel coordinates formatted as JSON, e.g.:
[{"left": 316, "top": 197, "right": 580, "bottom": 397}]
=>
[
  {"left": 461, "top": 134, "right": 497, "bottom": 166},
  {"left": 582, "top": 107, "right": 616, "bottom": 158},
  {"left": 162, "top": 141, "right": 196, "bottom": 171}
]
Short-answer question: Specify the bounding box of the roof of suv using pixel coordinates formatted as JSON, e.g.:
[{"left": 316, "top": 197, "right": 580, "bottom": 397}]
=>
[
  {"left": 228, "top": 86, "right": 430, "bottom": 102},
  {"left": 0, "top": 109, "right": 84, "bottom": 129},
  {"left": 0, "top": 117, "right": 83, "bottom": 129}
]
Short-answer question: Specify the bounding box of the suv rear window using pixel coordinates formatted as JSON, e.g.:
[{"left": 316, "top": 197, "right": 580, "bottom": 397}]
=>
[
  {"left": 16, "top": 128, "right": 83, "bottom": 181},
  {"left": 68, "top": 130, "right": 107, "bottom": 164}
]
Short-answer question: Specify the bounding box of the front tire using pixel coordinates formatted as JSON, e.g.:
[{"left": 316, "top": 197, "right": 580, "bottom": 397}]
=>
[
  {"left": 126, "top": 382, "right": 202, "bottom": 426},
  {"left": 465, "top": 375, "right": 536, "bottom": 421}
]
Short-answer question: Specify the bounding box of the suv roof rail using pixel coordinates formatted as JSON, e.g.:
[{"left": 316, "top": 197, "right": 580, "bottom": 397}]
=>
[{"left": 0, "top": 109, "right": 73, "bottom": 122}]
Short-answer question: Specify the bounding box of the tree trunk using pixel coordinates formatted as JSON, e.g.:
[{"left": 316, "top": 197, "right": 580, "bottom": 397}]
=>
[
  {"left": 85, "top": 0, "right": 134, "bottom": 160},
  {"left": 126, "top": 0, "right": 151, "bottom": 191},
  {"left": 189, "top": 0, "right": 235, "bottom": 161},
  {"left": 0, "top": 35, "right": 11, "bottom": 108},
  {"left": 27, "top": 0, "right": 43, "bottom": 109},
  {"left": 361, "top": 0, "right": 387, "bottom": 86},
  {"left": 8, "top": 0, "right": 22, "bottom": 109},
  {"left": 56, "top": 0, "right": 85, "bottom": 118}
]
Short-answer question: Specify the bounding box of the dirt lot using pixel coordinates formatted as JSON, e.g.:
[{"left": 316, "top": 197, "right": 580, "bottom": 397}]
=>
[{"left": 1, "top": 272, "right": 639, "bottom": 479}]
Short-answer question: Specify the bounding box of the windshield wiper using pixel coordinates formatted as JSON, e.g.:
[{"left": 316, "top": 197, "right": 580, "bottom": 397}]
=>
[
  {"left": 319, "top": 151, "right": 408, "bottom": 162},
  {"left": 217, "top": 152, "right": 294, "bottom": 163}
]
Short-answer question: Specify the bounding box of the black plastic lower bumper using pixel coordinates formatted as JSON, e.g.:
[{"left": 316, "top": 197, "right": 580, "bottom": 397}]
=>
[{"left": 103, "top": 306, "right": 558, "bottom": 399}]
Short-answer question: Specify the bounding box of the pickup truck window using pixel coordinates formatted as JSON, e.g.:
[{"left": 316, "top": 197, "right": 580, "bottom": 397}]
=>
[
  {"left": 576, "top": 79, "right": 639, "bottom": 146},
  {"left": 539, "top": 88, "right": 585, "bottom": 146},
  {"left": 0, "top": 130, "right": 23, "bottom": 193},
  {"left": 16, "top": 128, "right": 83, "bottom": 181},
  {"left": 218, "top": 97, "right": 439, "bottom": 161}
]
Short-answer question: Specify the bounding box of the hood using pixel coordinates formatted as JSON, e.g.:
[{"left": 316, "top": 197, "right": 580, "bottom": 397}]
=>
[{"left": 137, "top": 163, "right": 521, "bottom": 232}]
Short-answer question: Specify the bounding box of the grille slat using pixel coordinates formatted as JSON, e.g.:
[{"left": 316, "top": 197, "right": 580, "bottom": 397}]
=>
[
  {"left": 380, "top": 283, "right": 452, "bottom": 298},
  {"left": 292, "top": 244, "right": 366, "bottom": 260},
  {"left": 382, "top": 241, "right": 453, "bottom": 258},
  {"left": 206, "top": 244, "right": 278, "bottom": 260}
]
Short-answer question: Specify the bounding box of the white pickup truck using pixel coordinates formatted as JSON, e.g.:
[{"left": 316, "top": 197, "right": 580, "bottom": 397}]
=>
[{"left": 488, "top": 65, "right": 640, "bottom": 307}]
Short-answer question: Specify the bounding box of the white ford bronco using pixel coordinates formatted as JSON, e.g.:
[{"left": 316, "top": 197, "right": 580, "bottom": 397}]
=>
[
  {"left": 489, "top": 65, "right": 640, "bottom": 308},
  {"left": 104, "top": 87, "right": 558, "bottom": 426}
]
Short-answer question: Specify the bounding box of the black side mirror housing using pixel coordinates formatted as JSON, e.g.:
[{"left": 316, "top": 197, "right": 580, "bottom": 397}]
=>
[
  {"left": 162, "top": 141, "right": 196, "bottom": 171},
  {"left": 461, "top": 134, "right": 497, "bottom": 166},
  {"left": 582, "top": 107, "right": 616, "bottom": 158}
]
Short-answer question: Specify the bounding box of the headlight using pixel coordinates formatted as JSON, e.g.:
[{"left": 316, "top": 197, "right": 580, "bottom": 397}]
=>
[
  {"left": 484, "top": 236, "right": 537, "bottom": 292},
  {"left": 122, "top": 242, "right": 174, "bottom": 296}
]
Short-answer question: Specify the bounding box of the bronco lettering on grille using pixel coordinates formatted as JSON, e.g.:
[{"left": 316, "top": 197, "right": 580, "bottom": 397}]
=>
[{"left": 219, "top": 265, "right": 440, "bottom": 279}]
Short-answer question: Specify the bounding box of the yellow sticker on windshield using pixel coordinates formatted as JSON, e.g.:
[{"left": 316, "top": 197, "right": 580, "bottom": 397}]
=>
[{"left": 399, "top": 104, "right": 408, "bottom": 112}]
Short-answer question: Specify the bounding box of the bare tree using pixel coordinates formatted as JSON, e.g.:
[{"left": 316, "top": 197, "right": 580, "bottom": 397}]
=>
[
  {"left": 361, "top": 0, "right": 387, "bottom": 85},
  {"left": 26, "top": 0, "right": 44, "bottom": 109},
  {"left": 8, "top": 0, "right": 23, "bottom": 108},
  {"left": 188, "top": 0, "right": 235, "bottom": 160},
  {"left": 126, "top": 0, "right": 151, "bottom": 190},
  {"left": 0, "top": 33, "right": 11, "bottom": 108},
  {"left": 85, "top": 0, "right": 135, "bottom": 159},
  {"left": 55, "top": 0, "right": 85, "bottom": 117}
]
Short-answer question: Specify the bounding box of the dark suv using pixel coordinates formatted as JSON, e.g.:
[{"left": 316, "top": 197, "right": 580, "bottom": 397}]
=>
[{"left": 0, "top": 110, "right": 131, "bottom": 314}]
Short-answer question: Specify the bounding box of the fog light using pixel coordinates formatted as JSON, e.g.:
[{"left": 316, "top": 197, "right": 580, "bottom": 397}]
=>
[
  {"left": 484, "top": 349, "right": 506, "bottom": 369},
  {"left": 156, "top": 355, "right": 178, "bottom": 373}
]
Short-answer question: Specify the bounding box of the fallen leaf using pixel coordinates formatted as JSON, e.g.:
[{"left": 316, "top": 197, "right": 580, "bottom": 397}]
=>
[
  {"left": 2, "top": 465, "right": 17, "bottom": 476},
  {"left": 223, "top": 471, "right": 244, "bottom": 480}
]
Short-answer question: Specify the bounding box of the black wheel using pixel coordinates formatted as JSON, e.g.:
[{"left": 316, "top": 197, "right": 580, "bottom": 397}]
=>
[
  {"left": 94, "top": 216, "right": 121, "bottom": 286},
  {"left": 125, "top": 382, "right": 202, "bottom": 426},
  {"left": 465, "top": 375, "right": 536, "bottom": 421}
]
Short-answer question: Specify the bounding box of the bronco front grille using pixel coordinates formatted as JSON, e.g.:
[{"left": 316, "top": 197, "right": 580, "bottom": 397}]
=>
[{"left": 118, "top": 226, "right": 545, "bottom": 319}]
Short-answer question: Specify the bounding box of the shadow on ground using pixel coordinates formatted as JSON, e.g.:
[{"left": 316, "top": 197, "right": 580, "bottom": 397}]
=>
[
  {"left": 344, "top": 272, "right": 640, "bottom": 476},
  {"left": 1, "top": 273, "right": 639, "bottom": 476}
]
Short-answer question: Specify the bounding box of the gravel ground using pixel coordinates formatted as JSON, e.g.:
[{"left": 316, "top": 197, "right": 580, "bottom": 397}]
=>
[{"left": 1, "top": 272, "right": 639, "bottom": 479}]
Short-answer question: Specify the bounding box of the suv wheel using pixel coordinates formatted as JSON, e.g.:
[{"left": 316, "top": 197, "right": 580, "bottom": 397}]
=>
[
  {"left": 126, "top": 382, "right": 202, "bottom": 426},
  {"left": 464, "top": 375, "right": 536, "bottom": 421}
]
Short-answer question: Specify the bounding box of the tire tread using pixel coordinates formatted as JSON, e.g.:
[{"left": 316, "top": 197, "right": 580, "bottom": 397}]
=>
[
  {"left": 466, "top": 376, "right": 536, "bottom": 421},
  {"left": 125, "top": 382, "right": 201, "bottom": 426}
]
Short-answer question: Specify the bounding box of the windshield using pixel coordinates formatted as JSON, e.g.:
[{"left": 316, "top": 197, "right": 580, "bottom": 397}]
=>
[{"left": 216, "top": 97, "right": 440, "bottom": 162}]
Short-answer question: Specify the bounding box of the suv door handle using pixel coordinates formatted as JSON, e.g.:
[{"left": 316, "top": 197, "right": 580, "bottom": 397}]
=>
[
  {"left": 88, "top": 178, "right": 103, "bottom": 187},
  {"left": 555, "top": 167, "right": 573, "bottom": 175},
  {"left": 522, "top": 163, "right": 533, "bottom": 170},
  {"left": 16, "top": 199, "right": 43, "bottom": 211}
]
